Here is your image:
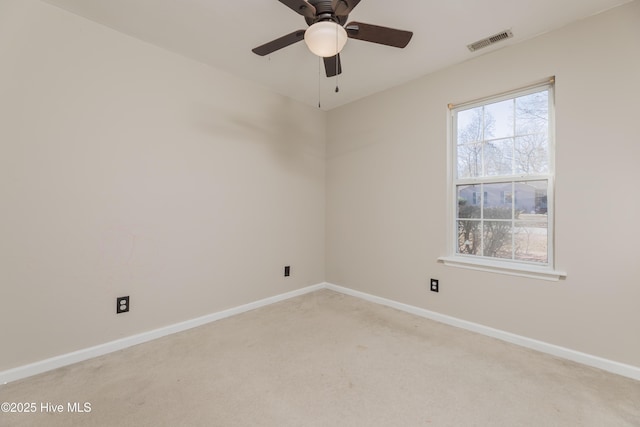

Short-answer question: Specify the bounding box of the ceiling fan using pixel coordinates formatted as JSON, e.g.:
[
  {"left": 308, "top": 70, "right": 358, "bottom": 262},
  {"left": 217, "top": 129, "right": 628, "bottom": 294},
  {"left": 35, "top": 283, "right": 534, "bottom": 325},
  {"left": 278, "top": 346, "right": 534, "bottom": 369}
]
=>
[{"left": 252, "top": 0, "right": 413, "bottom": 77}]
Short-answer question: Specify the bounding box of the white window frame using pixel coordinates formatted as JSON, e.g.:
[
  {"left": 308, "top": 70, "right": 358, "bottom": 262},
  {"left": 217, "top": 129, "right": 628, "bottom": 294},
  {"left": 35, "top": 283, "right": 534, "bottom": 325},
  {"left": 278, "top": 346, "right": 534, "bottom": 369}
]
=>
[{"left": 439, "top": 78, "right": 566, "bottom": 281}]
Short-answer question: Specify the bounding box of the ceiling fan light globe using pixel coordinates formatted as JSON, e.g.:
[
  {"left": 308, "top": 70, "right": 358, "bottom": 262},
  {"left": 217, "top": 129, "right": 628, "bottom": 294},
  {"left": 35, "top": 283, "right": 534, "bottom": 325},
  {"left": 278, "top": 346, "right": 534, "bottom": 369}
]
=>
[{"left": 304, "top": 22, "right": 348, "bottom": 57}]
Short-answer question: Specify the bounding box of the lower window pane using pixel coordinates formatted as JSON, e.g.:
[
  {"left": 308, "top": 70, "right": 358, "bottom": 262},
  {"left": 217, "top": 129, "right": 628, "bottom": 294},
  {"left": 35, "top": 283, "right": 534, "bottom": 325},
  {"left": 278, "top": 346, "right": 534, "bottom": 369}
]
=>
[
  {"left": 515, "top": 180, "right": 547, "bottom": 214},
  {"left": 514, "top": 221, "right": 548, "bottom": 263},
  {"left": 457, "top": 185, "right": 481, "bottom": 217},
  {"left": 482, "top": 220, "right": 512, "bottom": 259},
  {"left": 484, "top": 182, "right": 513, "bottom": 219},
  {"left": 457, "top": 220, "right": 480, "bottom": 255}
]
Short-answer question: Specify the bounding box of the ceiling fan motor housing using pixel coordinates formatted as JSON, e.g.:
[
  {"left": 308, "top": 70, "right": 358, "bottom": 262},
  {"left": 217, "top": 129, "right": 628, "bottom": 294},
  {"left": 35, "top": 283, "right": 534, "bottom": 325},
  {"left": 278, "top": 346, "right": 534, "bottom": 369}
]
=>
[{"left": 305, "top": 0, "right": 349, "bottom": 26}]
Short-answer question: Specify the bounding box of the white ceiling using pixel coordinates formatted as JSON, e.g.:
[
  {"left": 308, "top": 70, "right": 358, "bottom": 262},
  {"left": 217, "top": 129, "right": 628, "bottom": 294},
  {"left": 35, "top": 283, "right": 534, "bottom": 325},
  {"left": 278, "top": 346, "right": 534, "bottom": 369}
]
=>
[{"left": 42, "top": 0, "right": 631, "bottom": 110}]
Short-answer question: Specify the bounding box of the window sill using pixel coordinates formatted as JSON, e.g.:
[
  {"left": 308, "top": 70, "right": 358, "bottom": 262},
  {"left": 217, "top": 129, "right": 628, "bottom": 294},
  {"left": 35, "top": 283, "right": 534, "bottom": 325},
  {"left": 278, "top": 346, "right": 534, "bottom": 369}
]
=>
[{"left": 437, "top": 256, "right": 567, "bottom": 281}]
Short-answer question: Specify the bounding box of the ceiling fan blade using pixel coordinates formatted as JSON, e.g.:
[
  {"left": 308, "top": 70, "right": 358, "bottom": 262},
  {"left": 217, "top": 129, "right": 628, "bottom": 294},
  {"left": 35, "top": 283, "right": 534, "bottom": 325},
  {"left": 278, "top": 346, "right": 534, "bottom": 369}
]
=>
[
  {"left": 332, "top": 0, "right": 362, "bottom": 16},
  {"left": 252, "top": 30, "right": 306, "bottom": 56},
  {"left": 323, "top": 54, "right": 342, "bottom": 77},
  {"left": 278, "top": 0, "right": 316, "bottom": 19},
  {"left": 345, "top": 22, "right": 413, "bottom": 48}
]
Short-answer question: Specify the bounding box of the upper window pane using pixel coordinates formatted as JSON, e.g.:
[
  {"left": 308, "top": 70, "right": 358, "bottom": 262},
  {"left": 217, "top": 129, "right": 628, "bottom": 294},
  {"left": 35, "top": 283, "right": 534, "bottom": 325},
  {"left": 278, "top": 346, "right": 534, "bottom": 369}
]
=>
[
  {"left": 484, "top": 138, "right": 514, "bottom": 176},
  {"left": 457, "top": 107, "right": 484, "bottom": 145},
  {"left": 485, "top": 99, "right": 514, "bottom": 140},
  {"left": 457, "top": 142, "right": 482, "bottom": 179},
  {"left": 456, "top": 88, "right": 550, "bottom": 180},
  {"left": 515, "top": 90, "right": 548, "bottom": 136},
  {"left": 515, "top": 135, "right": 549, "bottom": 174}
]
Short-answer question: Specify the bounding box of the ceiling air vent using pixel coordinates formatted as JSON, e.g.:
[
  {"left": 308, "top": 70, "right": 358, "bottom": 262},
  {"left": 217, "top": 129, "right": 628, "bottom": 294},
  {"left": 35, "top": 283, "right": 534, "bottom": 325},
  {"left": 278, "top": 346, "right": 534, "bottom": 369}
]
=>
[{"left": 467, "top": 30, "right": 513, "bottom": 52}]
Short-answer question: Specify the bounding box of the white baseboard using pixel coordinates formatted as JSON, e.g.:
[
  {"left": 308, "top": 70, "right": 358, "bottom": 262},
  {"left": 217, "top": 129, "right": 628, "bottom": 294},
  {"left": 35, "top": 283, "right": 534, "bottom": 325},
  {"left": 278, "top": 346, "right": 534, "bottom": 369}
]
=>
[
  {"left": 3, "top": 281, "right": 639, "bottom": 384},
  {"left": 324, "top": 282, "right": 640, "bottom": 381},
  {"left": 0, "top": 283, "right": 325, "bottom": 385}
]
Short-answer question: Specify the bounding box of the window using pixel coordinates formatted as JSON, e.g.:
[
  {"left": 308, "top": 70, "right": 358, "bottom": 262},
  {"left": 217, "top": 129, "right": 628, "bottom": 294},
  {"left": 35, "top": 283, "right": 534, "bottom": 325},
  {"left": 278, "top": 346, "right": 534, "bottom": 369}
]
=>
[{"left": 442, "top": 79, "right": 564, "bottom": 280}]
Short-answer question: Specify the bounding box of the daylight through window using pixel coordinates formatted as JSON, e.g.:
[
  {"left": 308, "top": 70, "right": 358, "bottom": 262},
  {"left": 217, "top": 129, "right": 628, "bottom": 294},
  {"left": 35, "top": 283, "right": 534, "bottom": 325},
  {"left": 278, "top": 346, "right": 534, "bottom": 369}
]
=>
[{"left": 451, "top": 80, "right": 554, "bottom": 267}]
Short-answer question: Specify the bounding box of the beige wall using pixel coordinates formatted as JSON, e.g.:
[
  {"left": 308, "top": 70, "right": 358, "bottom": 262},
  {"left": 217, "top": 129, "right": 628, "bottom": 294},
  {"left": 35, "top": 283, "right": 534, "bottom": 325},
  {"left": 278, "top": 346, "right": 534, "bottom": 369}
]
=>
[
  {"left": 0, "top": 0, "right": 326, "bottom": 371},
  {"left": 326, "top": 1, "right": 640, "bottom": 367}
]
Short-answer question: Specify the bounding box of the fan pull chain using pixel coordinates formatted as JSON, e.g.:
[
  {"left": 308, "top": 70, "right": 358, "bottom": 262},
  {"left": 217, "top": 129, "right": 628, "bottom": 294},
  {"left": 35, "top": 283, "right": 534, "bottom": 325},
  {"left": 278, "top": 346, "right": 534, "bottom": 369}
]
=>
[
  {"left": 318, "top": 56, "right": 322, "bottom": 109},
  {"left": 335, "top": 24, "right": 340, "bottom": 93},
  {"left": 335, "top": 59, "right": 339, "bottom": 93}
]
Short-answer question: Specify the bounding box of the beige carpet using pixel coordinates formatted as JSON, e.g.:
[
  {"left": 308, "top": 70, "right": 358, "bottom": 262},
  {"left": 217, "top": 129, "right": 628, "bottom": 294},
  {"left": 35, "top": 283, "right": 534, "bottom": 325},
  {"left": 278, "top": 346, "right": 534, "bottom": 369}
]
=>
[{"left": 1, "top": 289, "right": 639, "bottom": 426}]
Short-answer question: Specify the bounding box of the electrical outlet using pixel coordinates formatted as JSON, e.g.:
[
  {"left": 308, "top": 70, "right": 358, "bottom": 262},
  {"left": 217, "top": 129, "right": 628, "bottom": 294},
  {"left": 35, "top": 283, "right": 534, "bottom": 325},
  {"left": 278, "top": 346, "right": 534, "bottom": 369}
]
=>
[
  {"left": 117, "top": 296, "right": 130, "bottom": 313},
  {"left": 430, "top": 279, "right": 439, "bottom": 293},
  {"left": 284, "top": 266, "right": 290, "bottom": 277}
]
